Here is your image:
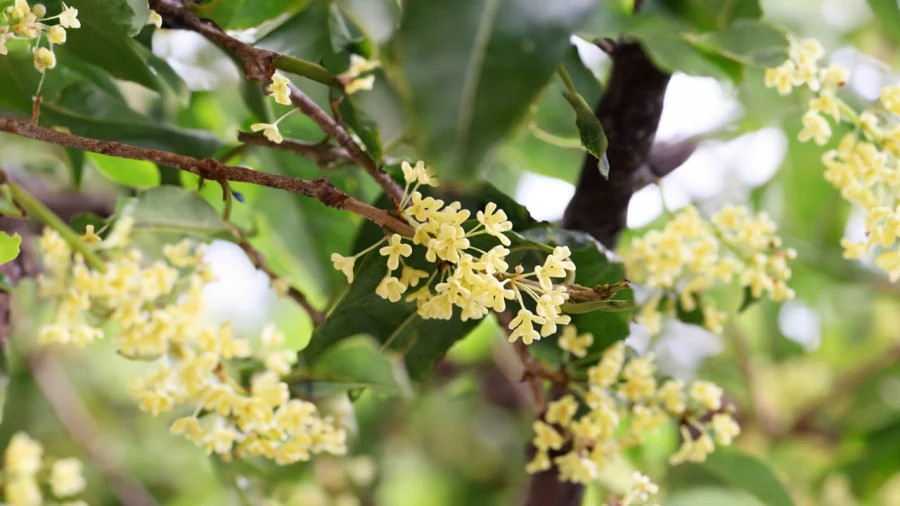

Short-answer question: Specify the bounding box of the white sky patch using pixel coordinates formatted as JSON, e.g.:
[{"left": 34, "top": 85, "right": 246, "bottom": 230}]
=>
[
  {"left": 202, "top": 240, "right": 273, "bottom": 335},
  {"left": 514, "top": 173, "right": 575, "bottom": 222},
  {"left": 570, "top": 35, "right": 610, "bottom": 78},
  {"left": 152, "top": 30, "right": 240, "bottom": 90},
  {"left": 656, "top": 73, "right": 742, "bottom": 141},
  {"left": 626, "top": 185, "right": 664, "bottom": 229},
  {"left": 820, "top": 0, "right": 873, "bottom": 32},
  {"left": 778, "top": 300, "right": 822, "bottom": 352}
]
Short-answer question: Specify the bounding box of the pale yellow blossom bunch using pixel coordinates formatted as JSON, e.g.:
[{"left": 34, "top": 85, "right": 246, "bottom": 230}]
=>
[
  {"left": 35, "top": 222, "right": 346, "bottom": 465},
  {"left": 338, "top": 54, "right": 380, "bottom": 95},
  {"left": 622, "top": 472, "right": 659, "bottom": 506},
  {"left": 525, "top": 338, "right": 740, "bottom": 483},
  {"left": 267, "top": 455, "right": 376, "bottom": 506},
  {"left": 766, "top": 38, "right": 900, "bottom": 281},
  {"left": 2, "top": 432, "right": 88, "bottom": 506},
  {"left": 331, "top": 160, "right": 579, "bottom": 345},
  {"left": 624, "top": 205, "right": 795, "bottom": 334},
  {"left": 0, "top": 0, "right": 80, "bottom": 72}
]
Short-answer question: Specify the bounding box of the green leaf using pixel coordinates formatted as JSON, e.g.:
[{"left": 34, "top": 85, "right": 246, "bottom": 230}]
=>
[
  {"left": 255, "top": 1, "right": 335, "bottom": 62},
  {"left": 69, "top": 213, "right": 108, "bottom": 237},
  {"left": 628, "top": 14, "right": 742, "bottom": 81},
  {"left": 54, "top": 0, "right": 159, "bottom": 90},
  {"left": 87, "top": 153, "right": 160, "bottom": 189},
  {"left": 867, "top": 0, "right": 900, "bottom": 45},
  {"left": 700, "top": 447, "right": 796, "bottom": 506},
  {"left": 687, "top": 19, "right": 789, "bottom": 67},
  {"left": 561, "top": 43, "right": 603, "bottom": 105},
  {"left": 561, "top": 89, "right": 609, "bottom": 178},
  {"left": 334, "top": 90, "right": 384, "bottom": 162},
  {"left": 121, "top": 186, "right": 227, "bottom": 236},
  {"left": 398, "top": 0, "right": 595, "bottom": 180},
  {"left": 300, "top": 336, "right": 411, "bottom": 395},
  {"left": 0, "top": 55, "right": 220, "bottom": 159},
  {"left": 675, "top": 293, "right": 705, "bottom": 325},
  {"left": 561, "top": 299, "right": 635, "bottom": 314},
  {"left": 0, "top": 232, "right": 21, "bottom": 265},
  {"left": 64, "top": 148, "right": 85, "bottom": 190},
  {"left": 737, "top": 286, "right": 759, "bottom": 313},
  {"left": 304, "top": 249, "right": 482, "bottom": 381},
  {"left": 656, "top": 0, "right": 762, "bottom": 31}
]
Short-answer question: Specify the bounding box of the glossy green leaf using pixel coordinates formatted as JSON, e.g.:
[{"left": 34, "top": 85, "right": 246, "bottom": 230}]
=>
[
  {"left": 300, "top": 336, "right": 410, "bottom": 395},
  {"left": 701, "top": 448, "right": 796, "bottom": 506},
  {"left": 656, "top": 0, "right": 762, "bottom": 31},
  {"left": 334, "top": 90, "right": 384, "bottom": 162},
  {"left": 304, "top": 248, "right": 482, "bottom": 380},
  {"left": 87, "top": 153, "right": 160, "bottom": 188},
  {"left": 560, "top": 299, "right": 635, "bottom": 314},
  {"left": 255, "top": 1, "right": 335, "bottom": 62},
  {"left": 0, "top": 232, "right": 21, "bottom": 265},
  {"left": 121, "top": 186, "right": 227, "bottom": 236},
  {"left": 562, "top": 88, "right": 609, "bottom": 178},
  {"left": 398, "top": 0, "right": 595, "bottom": 180},
  {"left": 687, "top": 19, "right": 789, "bottom": 67}
]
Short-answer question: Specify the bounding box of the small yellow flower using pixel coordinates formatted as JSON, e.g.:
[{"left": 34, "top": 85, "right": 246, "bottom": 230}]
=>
[
  {"left": 399, "top": 266, "right": 428, "bottom": 288},
  {"left": 48, "top": 25, "right": 66, "bottom": 44},
  {"left": 59, "top": 3, "right": 80, "bottom": 29},
  {"left": 711, "top": 413, "right": 741, "bottom": 445},
  {"left": 269, "top": 73, "right": 291, "bottom": 105},
  {"left": 330, "top": 253, "right": 355, "bottom": 283},
  {"left": 50, "top": 458, "right": 86, "bottom": 497},
  {"left": 558, "top": 326, "right": 592, "bottom": 358},
  {"left": 532, "top": 421, "right": 563, "bottom": 451},
  {"left": 546, "top": 395, "right": 578, "bottom": 427},
  {"left": 345, "top": 75, "right": 375, "bottom": 95},
  {"left": 4, "top": 432, "right": 43, "bottom": 475},
  {"left": 250, "top": 122, "right": 283, "bottom": 144},
  {"left": 375, "top": 274, "right": 405, "bottom": 302},
  {"left": 689, "top": 380, "right": 723, "bottom": 411},
  {"left": 881, "top": 85, "right": 900, "bottom": 115},
  {"left": 33, "top": 47, "right": 56, "bottom": 71},
  {"left": 80, "top": 224, "right": 101, "bottom": 244},
  {"left": 148, "top": 9, "right": 163, "bottom": 28},
  {"left": 507, "top": 308, "right": 546, "bottom": 345},
  {"left": 379, "top": 234, "right": 412, "bottom": 271},
  {"left": 798, "top": 110, "right": 831, "bottom": 145}
]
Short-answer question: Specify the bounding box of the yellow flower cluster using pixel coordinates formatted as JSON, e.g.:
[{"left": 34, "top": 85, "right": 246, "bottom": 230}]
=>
[
  {"left": 35, "top": 223, "right": 346, "bottom": 465},
  {"left": 766, "top": 38, "right": 900, "bottom": 281},
  {"left": 526, "top": 338, "right": 740, "bottom": 483},
  {"left": 624, "top": 205, "right": 795, "bottom": 334},
  {"left": 622, "top": 472, "right": 659, "bottom": 506},
  {"left": 2, "top": 432, "right": 88, "bottom": 506},
  {"left": 0, "top": 0, "right": 80, "bottom": 72},
  {"left": 339, "top": 54, "right": 380, "bottom": 95},
  {"left": 269, "top": 455, "right": 376, "bottom": 506},
  {"left": 331, "top": 160, "right": 578, "bottom": 345}
]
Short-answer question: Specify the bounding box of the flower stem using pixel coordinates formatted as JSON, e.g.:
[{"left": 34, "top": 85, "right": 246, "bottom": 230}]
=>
[{"left": 6, "top": 181, "right": 105, "bottom": 271}]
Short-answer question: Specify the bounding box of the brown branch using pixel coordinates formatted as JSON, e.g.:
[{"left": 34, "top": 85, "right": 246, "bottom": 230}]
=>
[
  {"left": 0, "top": 118, "right": 413, "bottom": 236},
  {"left": 149, "top": 0, "right": 405, "bottom": 205},
  {"left": 28, "top": 352, "right": 158, "bottom": 506},
  {"left": 237, "top": 132, "right": 353, "bottom": 166},
  {"left": 789, "top": 341, "right": 900, "bottom": 435}
]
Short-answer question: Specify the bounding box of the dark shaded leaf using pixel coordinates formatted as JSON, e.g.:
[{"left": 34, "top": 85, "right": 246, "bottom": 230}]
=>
[
  {"left": 700, "top": 448, "right": 795, "bottom": 506},
  {"left": 562, "top": 89, "right": 609, "bottom": 178},
  {"left": 300, "top": 336, "right": 410, "bottom": 395},
  {"left": 121, "top": 186, "right": 226, "bottom": 236},
  {"left": 397, "top": 0, "right": 595, "bottom": 180}
]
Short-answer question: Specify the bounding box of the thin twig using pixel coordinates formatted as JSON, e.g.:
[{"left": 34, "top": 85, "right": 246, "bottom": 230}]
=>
[
  {"left": 237, "top": 132, "right": 353, "bottom": 166},
  {"left": 0, "top": 118, "right": 413, "bottom": 236},
  {"left": 149, "top": 0, "right": 405, "bottom": 204},
  {"left": 28, "top": 352, "right": 158, "bottom": 506},
  {"left": 226, "top": 223, "right": 326, "bottom": 325}
]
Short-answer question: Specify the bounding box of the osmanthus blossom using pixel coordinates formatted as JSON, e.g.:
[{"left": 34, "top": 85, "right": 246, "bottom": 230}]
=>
[{"left": 766, "top": 37, "right": 900, "bottom": 282}]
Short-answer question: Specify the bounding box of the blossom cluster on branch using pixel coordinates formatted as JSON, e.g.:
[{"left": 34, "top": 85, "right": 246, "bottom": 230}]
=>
[
  {"left": 526, "top": 336, "right": 739, "bottom": 485},
  {"left": 1, "top": 0, "right": 80, "bottom": 73},
  {"left": 623, "top": 205, "right": 795, "bottom": 334},
  {"left": 35, "top": 222, "right": 346, "bottom": 466},
  {"left": 3, "top": 432, "right": 87, "bottom": 506},
  {"left": 331, "top": 160, "right": 582, "bottom": 345},
  {"left": 766, "top": 37, "right": 900, "bottom": 281}
]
